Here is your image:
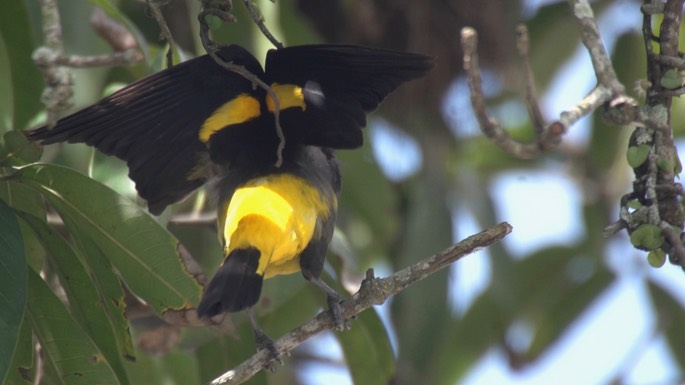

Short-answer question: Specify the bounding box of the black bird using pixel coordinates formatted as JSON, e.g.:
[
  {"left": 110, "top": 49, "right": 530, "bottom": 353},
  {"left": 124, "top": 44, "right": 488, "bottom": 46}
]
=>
[{"left": 27, "top": 44, "right": 432, "bottom": 357}]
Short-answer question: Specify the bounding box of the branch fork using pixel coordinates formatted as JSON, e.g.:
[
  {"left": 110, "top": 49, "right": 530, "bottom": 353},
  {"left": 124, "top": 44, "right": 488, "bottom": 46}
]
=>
[{"left": 208, "top": 222, "right": 512, "bottom": 385}]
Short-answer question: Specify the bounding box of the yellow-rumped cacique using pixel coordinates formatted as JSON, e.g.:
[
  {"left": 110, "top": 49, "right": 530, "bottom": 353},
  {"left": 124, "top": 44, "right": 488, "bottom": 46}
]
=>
[{"left": 26, "top": 44, "right": 432, "bottom": 353}]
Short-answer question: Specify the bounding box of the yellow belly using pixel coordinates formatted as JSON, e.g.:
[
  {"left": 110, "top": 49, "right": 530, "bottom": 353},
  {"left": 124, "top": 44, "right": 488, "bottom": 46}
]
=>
[{"left": 220, "top": 174, "right": 332, "bottom": 278}]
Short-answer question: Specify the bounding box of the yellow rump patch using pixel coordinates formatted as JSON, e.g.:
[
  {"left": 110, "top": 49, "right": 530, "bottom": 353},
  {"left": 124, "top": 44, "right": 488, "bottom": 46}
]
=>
[
  {"left": 219, "top": 174, "right": 332, "bottom": 278},
  {"left": 266, "top": 83, "right": 306, "bottom": 113},
  {"left": 198, "top": 94, "right": 261, "bottom": 143}
]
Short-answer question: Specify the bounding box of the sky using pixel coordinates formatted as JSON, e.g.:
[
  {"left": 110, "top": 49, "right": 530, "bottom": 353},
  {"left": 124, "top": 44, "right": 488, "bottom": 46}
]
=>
[{"left": 302, "top": 0, "right": 685, "bottom": 384}]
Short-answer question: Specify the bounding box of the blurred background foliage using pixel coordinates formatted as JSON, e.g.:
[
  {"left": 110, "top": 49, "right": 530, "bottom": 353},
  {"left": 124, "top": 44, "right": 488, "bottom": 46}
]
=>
[{"left": 2, "top": 0, "right": 685, "bottom": 384}]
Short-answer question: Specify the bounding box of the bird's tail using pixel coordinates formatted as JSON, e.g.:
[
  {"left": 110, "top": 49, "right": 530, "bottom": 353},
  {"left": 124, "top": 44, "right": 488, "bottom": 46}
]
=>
[{"left": 196, "top": 247, "right": 263, "bottom": 317}]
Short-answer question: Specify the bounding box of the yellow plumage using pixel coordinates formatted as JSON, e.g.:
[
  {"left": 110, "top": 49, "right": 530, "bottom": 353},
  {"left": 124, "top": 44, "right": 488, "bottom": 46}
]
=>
[{"left": 219, "top": 174, "right": 334, "bottom": 278}]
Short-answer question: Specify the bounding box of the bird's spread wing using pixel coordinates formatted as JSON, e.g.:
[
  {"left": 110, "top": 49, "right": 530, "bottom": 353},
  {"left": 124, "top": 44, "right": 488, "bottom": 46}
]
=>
[
  {"left": 26, "top": 45, "right": 265, "bottom": 214},
  {"left": 265, "top": 44, "right": 433, "bottom": 149}
]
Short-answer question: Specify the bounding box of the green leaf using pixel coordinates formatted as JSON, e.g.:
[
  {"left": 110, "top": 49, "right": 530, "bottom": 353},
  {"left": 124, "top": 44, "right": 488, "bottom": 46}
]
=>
[
  {"left": 158, "top": 350, "right": 201, "bottom": 385},
  {"left": 0, "top": 27, "right": 13, "bottom": 133},
  {"left": 647, "top": 281, "right": 685, "bottom": 368},
  {"left": 125, "top": 349, "right": 201, "bottom": 385},
  {"left": 0, "top": 178, "right": 46, "bottom": 271},
  {"left": 0, "top": 198, "right": 27, "bottom": 385},
  {"left": 626, "top": 144, "right": 650, "bottom": 169},
  {"left": 0, "top": 1, "right": 44, "bottom": 130},
  {"left": 11, "top": 163, "right": 202, "bottom": 314},
  {"left": 196, "top": 333, "right": 267, "bottom": 385},
  {"left": 3, "top": 314, "right": 33, "bottom": 385},
  {"left": 627, "top": 199, "right": 642, "bottom": 210},
  {"left": 629, "top": 224, "right": 663, "bottom": 250},
  {"left": 506, "top": 248, "right": 615, "bottom": 362},
  {"left": 434, "top": 292, "right": 505, "bottom": 384},
  {"left": 26, "top": 268, "right": 120, "bottom": 385},
  {"left": 647, "top": 249, "right": 666, "bottom": 268},
  {"left": 335, "top": 308, "right": 395, "bottom": 385},
  {"left": 660, "top": 69, "right": 681, "bottom": 89},
  {"left": 337, "top": 141, "right": 400, "bottom": 262},
  {"left": 0, "top": 131, "right": 42, "bottom": 167},
  {"left": 657, "top": 157, "right": 674, "bottom": 174},
  {"left": 16, "top": 210, "right": 134, "bottom": 384},
  {"left": 524, "top": 261, "right": 614, "bottom": 361}
]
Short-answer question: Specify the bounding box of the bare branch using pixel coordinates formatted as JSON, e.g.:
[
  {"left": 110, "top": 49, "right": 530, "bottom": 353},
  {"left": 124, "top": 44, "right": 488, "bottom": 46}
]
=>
[
  {"left": 44, "top": 51, "right": 142, "bottom": 68},
  {"left": 242, "top": 0, "right": 284, "bottom": 49},
  {"left": 90, "top": 7, "right": 138, "bottom": 52},
  {"left": 569, "top": 0, "right": 624, "bottom": 94},
  {"left": 462, "top": 1, "right": 642, "bottom": 159},
  {"left": 208, "top": 222, "right": 513, "bottom": 385},
  {"left": 145, "top": 0, "right": 175, "bottom": 67},
  {"left": 34, "top": 0, "right": 74, "bottom": 127},
  {"left": 625, "top": 0, "right": 685, "bottom": 267},
  {"left": 34, "top": 2, "right": 143, "bottom": 127},
  {"left": 461, "top": 27, "right": 562, "bottom": 158},
  {"left": 515, "top": 24, "right": 545, "bottom": 136}
]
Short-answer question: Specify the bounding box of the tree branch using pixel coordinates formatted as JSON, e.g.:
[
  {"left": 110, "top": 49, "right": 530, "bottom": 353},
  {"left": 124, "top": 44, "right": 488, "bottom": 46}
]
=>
[
  {"left": 208, "top": 222, "right": 513, "bottom": 385},
  {"left": 241, "top": 0, "right": 283, "bottom": 49},
  {"left": 461, "top": 0, "right": 640, "bottom": 159},
  {"left": 570, "top": 0, "right": 624, "bottom": 94},
  {"left": 144, "top": 0, "right": 175, "bottom": 67},
  {"left": 34, "top": 2, "right": 143, "bottom": 127},
  {"left": 34, "top": 0, "right": 74, "bottom": 127}
]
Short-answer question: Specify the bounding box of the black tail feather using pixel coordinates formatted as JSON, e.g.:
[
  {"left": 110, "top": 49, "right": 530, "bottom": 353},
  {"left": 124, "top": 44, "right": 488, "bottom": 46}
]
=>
[{"left": 196, "top": 247, "right": 263, "bottom": 317}]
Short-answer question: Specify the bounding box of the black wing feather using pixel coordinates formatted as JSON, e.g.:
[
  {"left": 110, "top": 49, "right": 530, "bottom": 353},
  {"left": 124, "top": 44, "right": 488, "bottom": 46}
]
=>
[
  {"left": 265, "top": 45, "right": 432, "bottom": 149},
  {"left": 26, "top": 45, "right": 264, "bottom": 214}
]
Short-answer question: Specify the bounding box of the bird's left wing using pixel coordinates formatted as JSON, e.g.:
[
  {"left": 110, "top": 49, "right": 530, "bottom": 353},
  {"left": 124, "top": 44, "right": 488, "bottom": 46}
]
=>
[{"left": 26, "top": 45, "right": 265, "bottom": 214}]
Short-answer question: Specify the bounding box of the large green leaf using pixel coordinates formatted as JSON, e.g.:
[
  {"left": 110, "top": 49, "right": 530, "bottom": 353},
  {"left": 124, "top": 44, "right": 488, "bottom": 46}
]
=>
[
  {"left": 647, "top": 281, "right": 685, "bottom": 369},
  {"left": 434, "top": 293, "right": 504, "bottom": 384},
  {"left": 0, "top": 178, "right": 46, "bottom": 271},
  {"left": 125, "top": 349, "right": 201, "bottom": 385},
  {"left": 196, "top": 333, "right": 267, "bottom": 385},
  {"left": 0, "top": 0, "right": 43, "bottom": 131},
  {"left": 337, "top": 141, "right": 400, "bottom": 262},
  {"left": 16, "top": 210, "right": 134, "bottom": 385},
  {"left": 0, "top": 198, "right": 27, "bottom": 385},
  {"left": 523, "top": 260, "right": 614, "bottom": 361},
  {"left": 11, "top": 163, "right": 203, "bottom": 313},
  {"left": 0, "top": 131, "right": 42, "bottom": 167},
  {"left": 26, "top": 268, "right": 120, "bottom": 384},
  {"left": 0, "top": 27, "right": 13, "bottom": 133},
  {"left": 505, "top": 247, "right": 615, "bottom": 363},
  {"left": 335, "top": 307, "right": 395, "bottom": 385},
  {"left": 3, "top": 314, "right": 33, "bottom": 385}
]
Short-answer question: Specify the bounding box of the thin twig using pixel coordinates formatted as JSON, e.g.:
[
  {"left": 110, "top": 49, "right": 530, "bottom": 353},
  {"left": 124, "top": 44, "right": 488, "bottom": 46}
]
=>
[
  {"left": 569, "top": 0, "right": 625, "bottom": 94},
  {"left": 462, "top": 1, "right": 642, "bottom": 159},
  {"left": 34, "top": 3, "right": 143, "bottom": 126},
  {"left": 461, "top": 27, "right": 561, "bottom": 158},
  {"left": 652, "top": 54, "right": 685, "bottom": 69},
  {"left": 208, "top": 222, "right": 513, "bottom": 384},
  {"left": 242, "top": 0, "right": 283, "bottom": 49},
  {"left": 145, "top": 0, "right": 175, "bottom": 67},
  {"left": 556, "top": 86, "right": 612, "bottom": 127},
  {"left": 515, "top": 24, "right": 545, "bottom": 137},
  {"left": 35, "top": 0, "right": 74, "bottom": 127},
  {"left": 90, "top": 7, "right": 138, "bottom": 52},
  {"left": 43, "top": 51, "right": 141, "bottom": 68},
  {"left": 198, "top": 0, "right": 286, "bottom": 167}
]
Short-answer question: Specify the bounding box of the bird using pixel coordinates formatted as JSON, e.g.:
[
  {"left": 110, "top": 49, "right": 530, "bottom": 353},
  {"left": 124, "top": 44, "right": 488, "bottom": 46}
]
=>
[{"left": 26, "top": 43, "right": 432, "bottom": 358}]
